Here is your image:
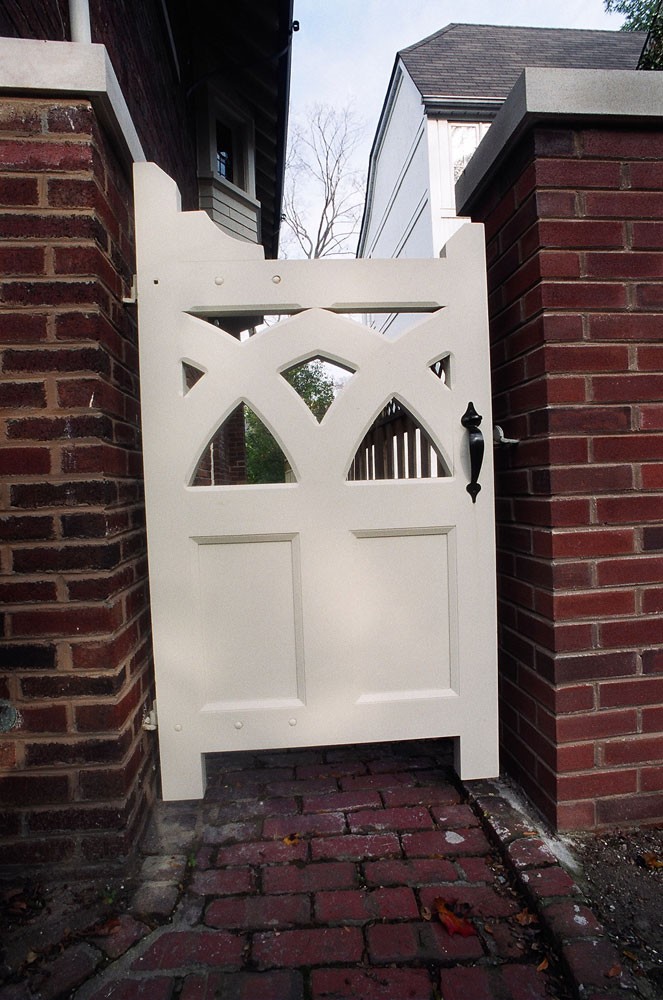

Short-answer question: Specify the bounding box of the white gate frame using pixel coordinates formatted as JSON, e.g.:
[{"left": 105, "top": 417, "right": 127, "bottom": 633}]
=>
[{"left": 134, "top": 162, "right": 498, "bottom": 799}]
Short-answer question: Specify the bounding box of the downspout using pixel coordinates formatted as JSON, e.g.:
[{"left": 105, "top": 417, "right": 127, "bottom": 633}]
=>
[{"left": 68, "top": 0, "right": 92, "bottom": 43}]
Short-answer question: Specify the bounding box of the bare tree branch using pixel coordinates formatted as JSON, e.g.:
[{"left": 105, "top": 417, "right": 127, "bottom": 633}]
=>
[{"left": 281, "top": 104, "right": 366, "bottom": 259}]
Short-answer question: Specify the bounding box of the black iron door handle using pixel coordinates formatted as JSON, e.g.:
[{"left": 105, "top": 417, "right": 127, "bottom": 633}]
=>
[{"left": 461, "top": 402, "right": 484, "bottom": 503}]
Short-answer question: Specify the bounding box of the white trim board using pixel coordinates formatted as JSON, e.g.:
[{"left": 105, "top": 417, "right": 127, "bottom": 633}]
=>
[{"left": 0, "top": 37, "right": 145, "bottom": 164}]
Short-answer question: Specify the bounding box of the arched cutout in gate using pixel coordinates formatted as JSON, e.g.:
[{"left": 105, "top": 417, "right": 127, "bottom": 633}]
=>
[
  {"left": 280, "top": 355, "right": 355, "bottom": 422},
  {"left": 348, "top": 398, "right": 451, "bottom": 481},
  {"left": 190, "top": 402, "right": 296, "bottom": 486}
]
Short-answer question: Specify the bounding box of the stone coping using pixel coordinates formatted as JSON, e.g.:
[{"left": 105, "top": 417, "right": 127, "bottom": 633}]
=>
[
  {"left": 456, "top": 66, "right": 663, "bottom": 214},
  {"left": 0, "top": 36, "right": 144, "bottom": 164}
]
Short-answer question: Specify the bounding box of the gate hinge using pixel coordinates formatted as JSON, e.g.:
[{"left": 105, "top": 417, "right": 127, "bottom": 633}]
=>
[
  {"left": 142, "top": 702, "right": 158, "bottom": 731},
  {"left": 123, "top": 276, "right": 138, "bottom": 305}
]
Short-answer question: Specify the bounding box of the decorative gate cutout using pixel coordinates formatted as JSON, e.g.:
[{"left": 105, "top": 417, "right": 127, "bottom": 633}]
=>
[{"left": 134, "top": 163, "right": 498, "bottom": 799}]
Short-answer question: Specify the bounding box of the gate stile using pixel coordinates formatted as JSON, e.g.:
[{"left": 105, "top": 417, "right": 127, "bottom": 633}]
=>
[{"left": 134, "top": 162, "right": 498, "bottom": 800}]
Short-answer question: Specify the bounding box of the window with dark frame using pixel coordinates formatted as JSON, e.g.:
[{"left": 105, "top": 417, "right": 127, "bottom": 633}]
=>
[{"left": 216, "top": 121, "right": 235, "bottom": 182}]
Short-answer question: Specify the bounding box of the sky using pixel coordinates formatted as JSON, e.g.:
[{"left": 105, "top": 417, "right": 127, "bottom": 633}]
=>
[{"left": 288, "top": 0, "right": 625, "bottom": 171}]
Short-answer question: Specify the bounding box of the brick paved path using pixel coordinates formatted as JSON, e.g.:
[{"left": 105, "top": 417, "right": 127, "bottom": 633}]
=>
[{"left": 72, "top": 740, "right": 586, "bottom": 1000}]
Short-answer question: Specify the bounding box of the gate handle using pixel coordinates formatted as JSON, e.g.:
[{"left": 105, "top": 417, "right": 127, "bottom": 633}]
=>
[{"left": 461, "top": 402, "right": 484, "bottom": 503}]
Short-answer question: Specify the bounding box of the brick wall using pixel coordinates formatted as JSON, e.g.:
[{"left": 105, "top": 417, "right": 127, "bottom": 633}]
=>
[
  {"left": 468, "top": 125, "right": 663, "bottom": 830},
  {"left": 91, "top": 0, "right": 198, "bottom": 211},
  {"left": 0, "top": 97, "right": 157, "bottom": 867},
  {"left": 0, "top": 0, "right": 70, "bottom": 42}
]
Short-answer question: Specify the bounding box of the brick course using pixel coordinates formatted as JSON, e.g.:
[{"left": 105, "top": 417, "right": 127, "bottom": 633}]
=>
[
  {"left": 467, "top": 123, "right": 663, "bottom": 830},
  {"left": 0, "top": 97, "right": 157, "bottom": 867}
]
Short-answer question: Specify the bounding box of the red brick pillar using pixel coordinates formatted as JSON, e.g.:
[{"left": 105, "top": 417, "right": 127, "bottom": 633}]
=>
[
  {"left": 1, "top": 98, "right": 157, "bottom": 865},
  {"left": 461, "top": 117, "right": 663, "bottom": 831}
]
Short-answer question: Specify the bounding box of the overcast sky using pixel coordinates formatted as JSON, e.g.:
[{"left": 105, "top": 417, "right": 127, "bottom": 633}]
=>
[{"left": 288, "top": 0, "right": 625, "bottom": 169}]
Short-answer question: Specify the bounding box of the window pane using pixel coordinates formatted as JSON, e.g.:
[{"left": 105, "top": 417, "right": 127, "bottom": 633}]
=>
[{"left": 216, "top": 122, "right": 234, "bottom": 181}]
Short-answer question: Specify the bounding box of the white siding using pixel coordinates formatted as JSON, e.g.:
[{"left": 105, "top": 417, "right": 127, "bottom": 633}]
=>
[
  {"left": 198, "top": 177, "right": 260, "bottom": 243},
  {"left": 361, "top": 64, "right": 434, "bottom": 263}
]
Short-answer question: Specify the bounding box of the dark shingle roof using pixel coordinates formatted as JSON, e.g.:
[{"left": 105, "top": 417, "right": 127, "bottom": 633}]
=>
[{"left": 400, "top": 23, "right": 647, "bottom": 101}]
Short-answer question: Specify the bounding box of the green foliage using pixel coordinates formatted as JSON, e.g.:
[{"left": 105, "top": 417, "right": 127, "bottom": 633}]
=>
[
  {"left": 245, "top": 407, "right": 287, "bottom": 484},
  {"left": 605, "top": 0, "right": 663, "bottom": 67},
  {"left": 245, "top": 360, "right": 336, "bottom": 483},
  {"left": 284, "top": 360, "right": 336, "bottom": 422},
  {"left": 605, "top": 0, "right": 660, "bottom": 30}
]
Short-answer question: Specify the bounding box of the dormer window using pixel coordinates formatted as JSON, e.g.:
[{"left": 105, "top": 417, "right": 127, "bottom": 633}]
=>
[{"left": 196, "top": 85, "right": 260, "bottom": 243}]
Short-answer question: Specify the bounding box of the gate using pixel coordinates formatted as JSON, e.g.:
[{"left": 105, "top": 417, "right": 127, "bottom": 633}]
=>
[{"left": 134, "top": 163, "right": 498, "bottom": 799}]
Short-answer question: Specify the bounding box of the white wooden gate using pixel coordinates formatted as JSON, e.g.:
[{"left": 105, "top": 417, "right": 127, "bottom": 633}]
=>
[{"left": 134, "top": 163, "right": 498, "bottom": 800}]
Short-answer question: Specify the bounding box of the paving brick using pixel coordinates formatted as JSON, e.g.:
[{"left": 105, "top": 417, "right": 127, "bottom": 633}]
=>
[
  {"left": 215, "top": 839, "right": 308, "bottom": 866},
  {"left": 365, "top": 921, "right": 419, "bottom": 962},
  {"left": 501, "top": 963, "right": 551, "bottom": 999},
  {"left": 262, "top": 812, "right": 346, "bottom": 839},
  {"left": 402, "top": 827, "right": 492, "bottom": 857},
  {"left": 31, "top": 943, "right": 102, "bottom": 999},
  {"left": 458, "top": 856, "right": 496, "bottom": 882},
  {"left": 506, "top": 838, "right": 558, "bottom": 870},
  {"left": 266, "top": 778, "right": 339, "bottom": 796},
  {"left": 0, "top": 983, "right": 31, "bottom": 1000},
  {"left": 190, "top": 867, "right": 256, "bottom": 896},
  {"left": 485, "top": 921, "right": 529, "bottom": 960},
  {"left": 340, "top": 772, "right": 415, "bottom": 790},
  {"left": 419, "top": 883, "right": 520, "bottom": 918},
  {"left": 252, "top": 926, "right": 363, "bottom": 968},
  {"left": 431, "top": 803, "right": 480, "bottom": 827},
  {"left": 86, "top": 979, "right": 174, "bottom": 1000},
  {"left": 295, "top": 761, "right": 367, "bottom": 779},
  {"left": 130, "top": 883, "right": 179, "bottom": 919},
  {"left": 381, "top": 785, "right": 461, "bottom": 807},
  {"left": 366, "top": 755, "right": 439, "bottom": 773},
  {"left": 89, "top": 914, "right": 150, "bottom": 959},
  {"left": 311, "top": 967, "right": 432, "bottom": 999},
  {"left": 363, "top": 858, "right": 458, "bottom": 886},
  {"left": 262, "top": 861, "right": 358, "bottom": 893},
  {"left": 519, "top": 866, "right": 579, "bottom": 900},
  {"left": 179, "top": 970, "right": 304, "bottom": 1000},
  {"left": 311, "top": 833, "right": 401, "bottom": 861},
  {"left": 220, "top": 767, "right": 294, "bottom": 787},
  {"left": 367, "top": 920, "right": 484, "bottom": 963},
  {"left": 204, "top": 893, "right": 310, "bottom": 929},
  {"left": 541, "top": 901, "right": 603, "bottom": 940},
  {"left": 314, "top": 887, "right": 419, "bottom": 923},
  {"left": 439, "top": 966, "right": 494, "bottom": 1000},
  {"left": 132, "top": 930, "right": 245, "bottom": 971},
  {"left": 256, "top": 749, "right": 324, "bottom": 766},
  {"left": 303, "top": 790, "right": 383, "bottom": 813},
  {"left": 348, "top": 806, "right": 433, "bottom": 832},
  {"left": 207, "top": 798, "right": 299, "bottom": 822},
  {"left": 562, "top": 938, "right": 624, "bottom": 987},
  {"left": 203, "top": 820, "right": 263, "bottom": 844}
]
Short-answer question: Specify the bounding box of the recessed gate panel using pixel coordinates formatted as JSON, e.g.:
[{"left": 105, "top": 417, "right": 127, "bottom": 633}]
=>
[{"left": 134, "top": 163, "right": 498, "bottom": 799}]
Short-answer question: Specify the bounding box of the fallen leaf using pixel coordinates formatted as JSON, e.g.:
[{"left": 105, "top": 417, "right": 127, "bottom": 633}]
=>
[
  {"left": 420, "top": 906, "right": 432, "bottom": 921},
  {"left": 607, "top": 964, "right": 622, "bottom": 979},
  {"left": 483, "top": 922, "right": 494, "bottom": 935},
  {"left": 25, "top": 951, "right": 38, "bottom": 964},
  {"left": 623, "top": 948, "right": 639, "bottom": 961},
  {"left": 537, "top": 957, "right": 549, "bottom": 972},
  {"left": 432, "top": 897, "right": 477, "bottom": 937},
  {"left": 92, "top": 918, "right": 122, "bottom": 937},
  {"left": 514, "top": 909, "right": 538, "bottom": 926},
  {"left": 282, "top": 833, "right": 300, "bottom": 846},
  {"left": 637, "top": 851, "right": 663, "bottom": 870},
  {"left": 523, "top": 830, "right": 538, "bottom": 837}
]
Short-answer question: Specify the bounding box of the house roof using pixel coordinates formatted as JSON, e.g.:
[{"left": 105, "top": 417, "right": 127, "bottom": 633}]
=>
[
  {"left": 168, "top": 0, "right": 294, "bottom": 258},
  {"left": 400, "top": 23, "right": 647, "bottom": 102}
]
